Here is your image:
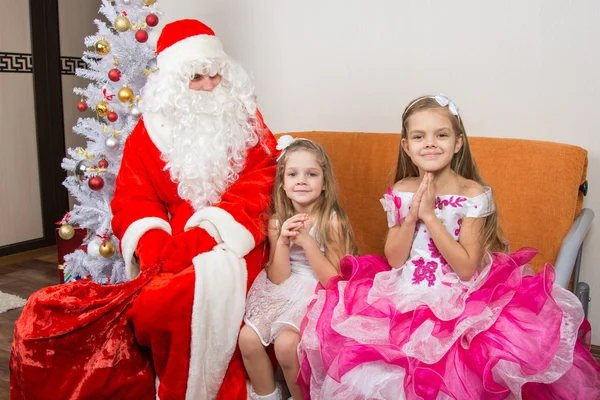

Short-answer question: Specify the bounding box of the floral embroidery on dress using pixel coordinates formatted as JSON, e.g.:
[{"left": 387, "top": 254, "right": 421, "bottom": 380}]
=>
[
  {"left": 428, "top": 239, "right": 451, "bottom": 275},
  {"left": 381, "top": 188, "right": 403, "bottom": 227},
  {"left": 412, "top": 257, "right": 438, "bottom": 286},
  {"left": 435, "top": 196, "right": 467, "bottom": 210},
  {"left": 454, "top": 219, "right": 462, "bottom": 237}
]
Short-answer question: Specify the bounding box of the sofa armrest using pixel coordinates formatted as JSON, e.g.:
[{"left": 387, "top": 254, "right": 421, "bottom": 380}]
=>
[
  {"left": 554, "top": 208, "right": 595, "bottom": 289},
  {"left": 575, "top": 282, "right": 591, "bottom": 318}
]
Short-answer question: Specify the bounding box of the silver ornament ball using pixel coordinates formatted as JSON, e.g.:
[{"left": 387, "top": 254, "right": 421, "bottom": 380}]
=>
[
  {"left": 130, "top": 106, "right": 142, "bottom": 118},
  {"left": 75, "top": 159, "right": 91, "bottom": 180},
  {"left": 105, "top": 135, "right": 120, "bottom": 150},
  {"left": 122, "top": 0, "right": 132, "bottom": 4},
  {"left": 87, "top": 239, "right": 101, "bottom": 257}
]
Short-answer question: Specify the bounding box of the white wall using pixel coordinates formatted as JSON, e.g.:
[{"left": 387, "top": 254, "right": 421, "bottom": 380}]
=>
[{"left": 158, "top": 0, "right": 600, "bottom": 343}]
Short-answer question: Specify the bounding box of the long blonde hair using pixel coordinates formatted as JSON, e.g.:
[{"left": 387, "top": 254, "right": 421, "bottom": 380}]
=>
[
  {"left": 396, "top": 96, "right": 508, "bottom": 253},
  {"left": 272, "top": 140, "right": 359, "bottom": 261}
]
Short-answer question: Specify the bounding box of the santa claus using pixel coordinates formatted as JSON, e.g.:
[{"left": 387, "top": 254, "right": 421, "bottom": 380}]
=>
[{"left": 10, "top": 19, "right": 277, "bottom": 400}]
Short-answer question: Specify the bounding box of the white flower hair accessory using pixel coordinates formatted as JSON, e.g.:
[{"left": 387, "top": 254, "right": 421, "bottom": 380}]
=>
[
  {"left": 433, "top": 93, "right": 460, "bottom": 120},
  {"left": 276, "top": 135, "right": 296, "bottom": 152},
  {"left": 275, "top": 135, "right": 312, "bottom": 161}
]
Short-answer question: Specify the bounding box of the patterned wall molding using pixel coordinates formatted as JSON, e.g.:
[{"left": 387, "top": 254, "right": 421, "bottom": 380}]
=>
[
  {"left": 60, "top": 56, "right": 86, "bottom": 75},
  {"left": 0, "top": 52, "right": 85, "bottom": 75},
  {"left": 0, "top": 52, "right": 33, "bottom": 73}
]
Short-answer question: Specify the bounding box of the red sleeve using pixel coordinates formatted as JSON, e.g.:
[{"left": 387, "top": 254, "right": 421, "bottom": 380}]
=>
[
  {"left": 111, "top": 122, "right": 169, "bottom": 238},
  {"left": 111, "top": 121, "right": 173, "bottom": 278}
]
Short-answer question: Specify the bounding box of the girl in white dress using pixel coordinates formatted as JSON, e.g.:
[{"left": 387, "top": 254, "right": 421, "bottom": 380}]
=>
[{"left": 239, "top": 136, "right": 358, "bottom": 400}]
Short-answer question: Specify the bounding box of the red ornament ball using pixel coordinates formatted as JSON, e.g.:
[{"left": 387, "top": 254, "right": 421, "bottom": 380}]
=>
[
  {"left": 108, "top": 68, "right": 121, "bottom": 82},
  {"left": 88, "top": 176, "right": 104, "bottom": 191},
  {"left": 98, "top": 159, "right": 109, "bottom": 168},
  {"left": 146, "top": 14, "right": 159, "bottom": 27},
  {"left": 107, "top": 112, "right": 118, "bottom": 122},
  {"left": 135, "top": 30, "right": 149, "bottom": 43},
  {"left": 77, "top": 101, "right": 88, "bottom": 112}
]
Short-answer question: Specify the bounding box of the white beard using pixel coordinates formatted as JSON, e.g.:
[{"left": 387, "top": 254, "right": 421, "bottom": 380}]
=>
[{"left": 140, "top": 58, "right": 259, "bottom": 210}]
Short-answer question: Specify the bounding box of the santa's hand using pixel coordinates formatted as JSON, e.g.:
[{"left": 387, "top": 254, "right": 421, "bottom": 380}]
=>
[
  {"left": 135, "top": 229, "right": 173, "bottom": 269},
  {"left": 158, "top": 228, "right": 218, "bottom": 273}
]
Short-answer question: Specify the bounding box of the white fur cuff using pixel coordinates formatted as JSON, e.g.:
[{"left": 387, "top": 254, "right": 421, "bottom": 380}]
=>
[
  {"left": 121, "top": 217, "right": 172, "bottom": 280},
  {"left": 184, "top": 207, "right": 255, "bottom": 258}
]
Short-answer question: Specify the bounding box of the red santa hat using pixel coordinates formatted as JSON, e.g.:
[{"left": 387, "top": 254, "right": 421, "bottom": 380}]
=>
[{"left": 156, "top": 19, "right": 227, "bottom": 73}]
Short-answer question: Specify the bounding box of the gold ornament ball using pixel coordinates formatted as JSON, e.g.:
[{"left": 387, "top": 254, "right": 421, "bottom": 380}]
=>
[
  {"left": 96, "top": 100, "right": 109, "bottom": 117},
  {"left": 114, "top": 16, "right": 131, "bottom": 32},
  {"left": 143, "top": 0, "right": 157, "bottom": 5},
  {"left": 58, "top": 224, "right": 75, "bottom": 240},
  {"left": 118, "top": 86, "right": 134, "bottom": 103},
  {"left": 94, "top": 39, "right": 111, "bottom": 56},
  {"left": 99, "top": 241, "right": 116, "bottom": 258}
]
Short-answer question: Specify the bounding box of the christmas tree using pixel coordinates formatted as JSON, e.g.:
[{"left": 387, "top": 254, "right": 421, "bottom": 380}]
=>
[{"left": 58, "top": 0, "right": 161, "bottom": 284}]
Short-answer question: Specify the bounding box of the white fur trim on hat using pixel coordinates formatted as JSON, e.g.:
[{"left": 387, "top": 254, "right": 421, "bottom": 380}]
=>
[
  {"left": 121, "top": 217, "right": 172, "bottom": 280},
  {"left": 184, "top": 207, "right": 255, "bottom": 258},
  {"left": 157, "top": 34, "right": 226, "bottom": 73}
]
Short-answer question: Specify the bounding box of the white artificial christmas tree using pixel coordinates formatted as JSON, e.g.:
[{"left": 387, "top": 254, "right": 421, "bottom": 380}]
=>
[{"left": 60, "top": 0, "right": 161, "bottom": 284}]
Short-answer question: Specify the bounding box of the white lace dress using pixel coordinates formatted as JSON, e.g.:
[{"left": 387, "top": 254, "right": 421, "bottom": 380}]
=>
[{"left": 244, "top": 224, "right": 323, "bottom": 346}]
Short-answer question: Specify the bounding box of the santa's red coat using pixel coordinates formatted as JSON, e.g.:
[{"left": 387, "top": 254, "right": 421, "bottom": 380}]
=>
[{"left": 10, "top": 112, "right": 278, "bottom": 400}]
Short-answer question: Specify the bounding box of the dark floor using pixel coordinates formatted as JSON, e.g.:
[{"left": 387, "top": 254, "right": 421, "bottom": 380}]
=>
[{"left": 0, "top": 246, "right": 58, "bottom": 399}]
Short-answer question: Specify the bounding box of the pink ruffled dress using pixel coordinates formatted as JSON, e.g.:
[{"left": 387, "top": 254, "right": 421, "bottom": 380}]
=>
[{"left": 298, "top": 188, "right": 600, "bottom": 400}]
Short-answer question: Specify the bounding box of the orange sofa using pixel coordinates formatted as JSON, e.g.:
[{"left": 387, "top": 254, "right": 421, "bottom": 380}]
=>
[{"left": 277, "top": 132, "right": 594, "bottom": 314}]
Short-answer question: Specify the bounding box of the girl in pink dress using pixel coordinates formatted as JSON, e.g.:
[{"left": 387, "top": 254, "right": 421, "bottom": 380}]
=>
[{"left": 298, "top": 94, "right": 600, "bottom": 399}]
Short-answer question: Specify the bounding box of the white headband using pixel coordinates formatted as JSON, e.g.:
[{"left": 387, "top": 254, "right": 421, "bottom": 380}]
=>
[{"left": 404, "top": 93, "right": 460, "bottom": 121}]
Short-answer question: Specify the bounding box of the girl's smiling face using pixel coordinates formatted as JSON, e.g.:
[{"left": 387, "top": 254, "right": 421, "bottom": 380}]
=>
[
  {"left": 283, "top": 150, "right": 324, "bottom": 212},
  {"left": 402, "top": 109, "right": 463, "bottom": 174}
]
